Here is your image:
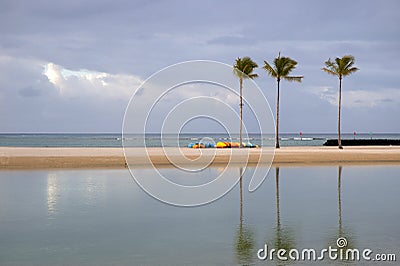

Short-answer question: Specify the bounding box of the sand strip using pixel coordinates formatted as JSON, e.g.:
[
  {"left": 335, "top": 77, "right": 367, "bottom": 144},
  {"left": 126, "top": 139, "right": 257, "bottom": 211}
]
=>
[{"left": 1, "top": 146, "right": 400, "bottom": 169}]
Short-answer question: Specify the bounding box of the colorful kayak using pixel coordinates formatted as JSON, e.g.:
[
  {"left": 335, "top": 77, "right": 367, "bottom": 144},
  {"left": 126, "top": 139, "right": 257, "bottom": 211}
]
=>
[
  {"left": 188, "top": 142, "right": 215, "bottom": 148},
  {"left": 189, "top": 141, "right": 258, "bottom": 148}
]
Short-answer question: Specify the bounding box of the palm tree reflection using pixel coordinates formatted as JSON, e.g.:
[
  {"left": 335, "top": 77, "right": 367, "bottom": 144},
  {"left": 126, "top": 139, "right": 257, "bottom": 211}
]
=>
[
  {"left": 338, "top": 166, "right": 342, "bottom": 233},
  {"left": 235, "top": 167, "right": 255, "bottom": 265},
  {"left": 271, "top": 167, "right": 296, "bottom": 256},
  {"left": 329, "top": 166, "right": 356, "bottom": 253}
]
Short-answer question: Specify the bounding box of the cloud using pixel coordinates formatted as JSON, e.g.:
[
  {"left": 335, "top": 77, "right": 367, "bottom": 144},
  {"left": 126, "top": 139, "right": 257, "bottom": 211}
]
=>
[
  {"left": 1, "top": 0, "right": 400, "bottom": 132},
  {"left": 308, "top": 86, "right": 400, "bottom": 108},
  {"left": 18, "top": 86, "right": 43, "bottom": 97},
  {"left": 0, "top": 55, "right": 144, "bottom": 132},
  {"left": 43, "top": 62, "right": 143, "bottom": 100}
]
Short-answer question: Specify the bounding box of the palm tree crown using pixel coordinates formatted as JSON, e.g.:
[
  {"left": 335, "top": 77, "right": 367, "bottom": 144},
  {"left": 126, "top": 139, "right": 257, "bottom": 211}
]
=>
[
  {"left": 322, "top": 55, "right": 358, "bottom": 79},
  {"left": 233, "top": 57, "right": 258, "bottom": 80},
  {"left": 233, "top": 57, "right": 258, "bottom": 148},
  {"left": 263, "top": 53, "right": 303, "bottom": 148},
  {"left": 263, "top": 53, "right": 303, "bottom": 83}
]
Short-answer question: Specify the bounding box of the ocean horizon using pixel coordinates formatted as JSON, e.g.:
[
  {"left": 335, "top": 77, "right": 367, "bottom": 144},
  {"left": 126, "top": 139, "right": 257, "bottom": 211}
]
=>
[{"left": 1, "top": 132, "right": 399, "bottom": 148}]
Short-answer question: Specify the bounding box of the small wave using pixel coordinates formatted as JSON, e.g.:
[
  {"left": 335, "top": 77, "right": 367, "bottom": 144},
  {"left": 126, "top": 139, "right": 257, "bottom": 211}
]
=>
[{"left": 294, "top": 137, "right": 313, "bottom": 141}]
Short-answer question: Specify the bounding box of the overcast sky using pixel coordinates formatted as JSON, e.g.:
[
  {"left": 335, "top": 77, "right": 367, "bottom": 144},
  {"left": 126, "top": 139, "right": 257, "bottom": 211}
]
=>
[{"left": 1, "top": 0, "right": 399, "bottom": 133}]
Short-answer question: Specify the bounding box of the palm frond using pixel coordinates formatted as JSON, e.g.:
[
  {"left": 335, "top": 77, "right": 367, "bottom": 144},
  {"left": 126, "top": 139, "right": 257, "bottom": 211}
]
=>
[
  {"left": 322, "top": 55, "right": 358, "bottom": 77},
  {"left": 322, "top": 67, "right": 338, "bottom": 76},
  {"left": 233, "top": 57, "right": 258, "bottom": 80},
  {"left": 323, "top": 58, "right": 337, "bottom": 71},
  {"left": 283, "top": 76, "right": 303, "bottom": 82},
  {"left": 263, "top": 53, "right": 302, "bottom": 81},
  {"left": 341, "top": 55, "right": 355, "bottom": 67},
  {"left": 342, "top": 67, "right": 359, "bottom": 76},
  {"left": 248, "top": 73, "right": 259, "bottom": 79},
  {"left": 233, "top": 68, "right": 245, "bottom": 79},
  {"left": 335, "top": 57, "right": 342, "bottom": 70},
  {"left": 262, "top": 61, "right": 277, "bottom": 78},
  {"left": 280, "top": 57, "right": 298, "bottom": 77}
]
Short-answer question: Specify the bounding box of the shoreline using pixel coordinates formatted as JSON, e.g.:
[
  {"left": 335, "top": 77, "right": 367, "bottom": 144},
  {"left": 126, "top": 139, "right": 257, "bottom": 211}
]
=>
[{"left": 1, "top": 146, "right": 400, "bottom": 169}]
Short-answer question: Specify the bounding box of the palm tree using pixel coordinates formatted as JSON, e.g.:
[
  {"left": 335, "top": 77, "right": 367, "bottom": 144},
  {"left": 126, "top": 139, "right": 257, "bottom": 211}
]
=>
[
  {"left": 322, "top": 55, "right": 359, "bottom": 149},
  {"left": 233, "top": 57, "right": 258, "bottom": 148},
  {"left": 263, "top": 53, "right": 303, "bottom": 148}
]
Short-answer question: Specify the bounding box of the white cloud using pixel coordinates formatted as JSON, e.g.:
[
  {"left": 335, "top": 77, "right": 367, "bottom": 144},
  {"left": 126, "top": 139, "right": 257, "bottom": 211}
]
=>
[
  {"left": 308, "top": 86, "right": 400, "bottom": 108},
  {"left": 43, "top": 62, "right": 143, "bottom": 100},
  {"left": 167, "top": 83, "right": 240, "bottom": 107},
  {"left": 0, "top": 55, "right": 147, "bottom": 132}
]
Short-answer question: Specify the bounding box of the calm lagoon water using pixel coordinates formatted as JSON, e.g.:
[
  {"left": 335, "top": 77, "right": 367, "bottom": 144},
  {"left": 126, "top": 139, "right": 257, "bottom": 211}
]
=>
[{"left": 0, "top": 166, "right": 399, "bottom": 265}]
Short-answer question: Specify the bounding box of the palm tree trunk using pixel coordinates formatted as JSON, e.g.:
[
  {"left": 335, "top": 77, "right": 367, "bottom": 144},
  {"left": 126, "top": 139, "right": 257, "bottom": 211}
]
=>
[
  {"left": 338, "top": 77, "right": 343, "bottom": 149},
  {"left": 275, "top": 79, "right": 280, "bottom": 149},
  {"left": 239, "top": 78, "right": 243, "bottom": 148}
]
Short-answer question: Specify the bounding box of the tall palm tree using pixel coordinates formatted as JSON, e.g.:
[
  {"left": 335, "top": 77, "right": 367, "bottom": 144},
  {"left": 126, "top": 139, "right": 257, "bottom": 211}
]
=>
[
  {"left": 233, "top": 57, "right": 258, "bottom": 148},
  {"left": 322, "top": 55, "right": 359, "bottom": 149},
  {"left": 263, "top": 53, "right": 303, "bottom": 148}
]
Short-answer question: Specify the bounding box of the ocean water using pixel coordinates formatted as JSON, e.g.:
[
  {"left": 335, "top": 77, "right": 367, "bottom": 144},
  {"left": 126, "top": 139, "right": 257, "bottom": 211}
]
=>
[
  {"left": 0, "top": 133, "right": 399, "bottom": 147},
  {"left": 0, "top": 166, "right": 399, "bottom": 265}
]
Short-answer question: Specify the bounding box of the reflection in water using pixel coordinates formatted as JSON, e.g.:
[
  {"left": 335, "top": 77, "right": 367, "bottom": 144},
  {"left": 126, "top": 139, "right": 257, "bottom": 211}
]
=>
[
  {"left": 235, "top": 167, "right": 255, "bottom": 265},
  {"left": 1, "top": 167, "right": 399, "bottom": 265},
  {"left": 270, "top": 168, "right": 296, "bottom": 265},
  {"left": 46, "top": 172, "right": 106, "bottom": 218},
  {"left": 46, "top": 173, "right": 58, "bottom": 216},
  {"left": 332, "top": 166, "right": 356, "bottom": 251},
  {"left": 84, "top": 175, "right": 103, "bottom": 204},
  {"left": 76, "top": 173, "right": 107, "bottom": 210},
  {"left": 338, "top": 165, "right": 355, "bottom": 250},
  {"left": 338, "top": 166, "right": 342, "bottom": 231}
]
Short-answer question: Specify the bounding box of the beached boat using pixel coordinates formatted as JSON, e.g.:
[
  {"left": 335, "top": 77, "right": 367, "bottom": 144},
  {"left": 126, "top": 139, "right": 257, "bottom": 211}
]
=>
[{"left": 188, "top": 141, "right": 258, "bottom": 148}]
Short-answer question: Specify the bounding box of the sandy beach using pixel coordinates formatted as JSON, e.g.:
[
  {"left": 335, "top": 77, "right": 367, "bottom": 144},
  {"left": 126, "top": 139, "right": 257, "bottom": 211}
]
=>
[{"left": 1, "top": 146, "right": 400, "bottom": 169}]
